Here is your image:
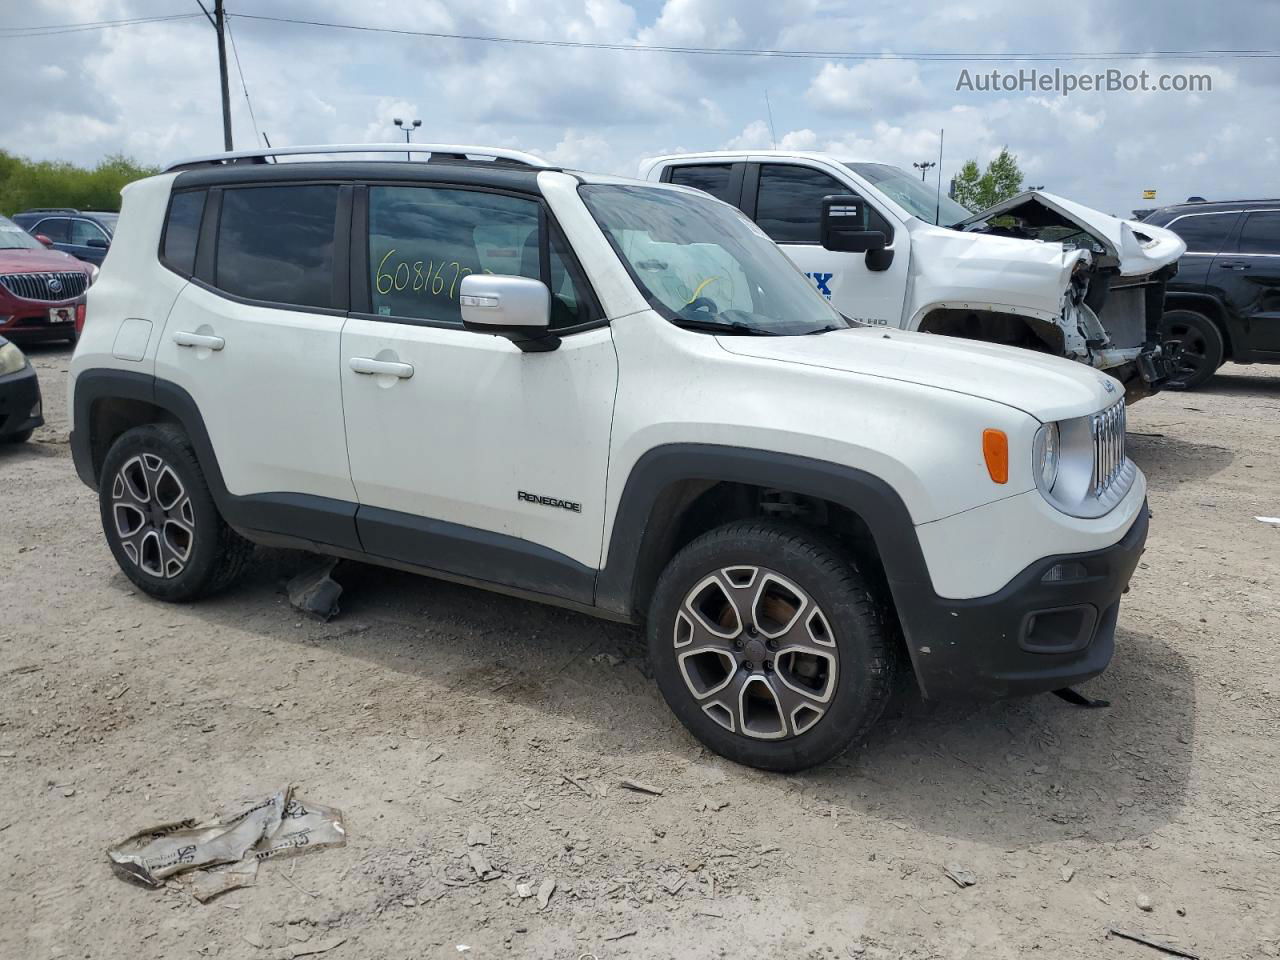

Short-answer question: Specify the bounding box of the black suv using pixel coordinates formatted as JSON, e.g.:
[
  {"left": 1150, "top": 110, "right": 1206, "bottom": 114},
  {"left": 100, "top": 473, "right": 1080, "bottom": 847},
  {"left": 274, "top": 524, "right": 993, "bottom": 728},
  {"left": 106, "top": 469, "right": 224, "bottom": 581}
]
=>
[
  {"left": 1143, "top": 200, "right": 1280, "bottom": 388},
  {"left": 11, "top": 208, "right": 117, "bottom": 265}
]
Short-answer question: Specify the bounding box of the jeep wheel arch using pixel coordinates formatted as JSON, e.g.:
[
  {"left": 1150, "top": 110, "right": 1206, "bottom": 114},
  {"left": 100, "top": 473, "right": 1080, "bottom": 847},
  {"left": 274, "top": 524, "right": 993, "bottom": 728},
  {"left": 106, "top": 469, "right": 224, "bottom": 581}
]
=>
[{"left": 595, "top": 444, "right": 935, "bottom": 623}]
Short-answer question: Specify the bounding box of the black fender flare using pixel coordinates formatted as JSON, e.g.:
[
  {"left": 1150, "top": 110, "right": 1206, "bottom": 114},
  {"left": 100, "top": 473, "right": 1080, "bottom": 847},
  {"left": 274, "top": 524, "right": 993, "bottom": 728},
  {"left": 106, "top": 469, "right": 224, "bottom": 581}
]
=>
[
  {"left": 593, "top": 443, "right": 936, "bottom": 623},
  {"left": 70, "top": 370, "right": 360, "bottom": 550}
]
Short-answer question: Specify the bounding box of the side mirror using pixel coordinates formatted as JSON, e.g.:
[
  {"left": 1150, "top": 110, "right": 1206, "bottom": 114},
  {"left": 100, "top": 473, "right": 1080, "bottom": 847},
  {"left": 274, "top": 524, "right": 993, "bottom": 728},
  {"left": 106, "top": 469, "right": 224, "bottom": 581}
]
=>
[
  {"left": 460, "top": 274, "right": 559, "bottom": 353},
  {"left": 820, "top": 195, "right": 888, "bottom": 253},
  {"left": 35, "top": 234, "right": 53, "bottom": 248},
  {"left": 86, "top": 237, "right": 109, "bottom": 249}
]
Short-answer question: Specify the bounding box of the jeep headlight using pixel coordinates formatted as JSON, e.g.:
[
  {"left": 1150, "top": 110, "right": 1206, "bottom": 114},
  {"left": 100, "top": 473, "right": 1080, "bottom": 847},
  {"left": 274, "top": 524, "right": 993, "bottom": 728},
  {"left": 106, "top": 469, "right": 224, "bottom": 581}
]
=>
[
  {"left": 0, "top": 341, "right": 27, "bottom": 377},
  {"left": 1034, "top": 404, "right": 1134, "bottom": 518},
  {"left": 1033, "top": 422, "right": 1059, "bottom": 491}
]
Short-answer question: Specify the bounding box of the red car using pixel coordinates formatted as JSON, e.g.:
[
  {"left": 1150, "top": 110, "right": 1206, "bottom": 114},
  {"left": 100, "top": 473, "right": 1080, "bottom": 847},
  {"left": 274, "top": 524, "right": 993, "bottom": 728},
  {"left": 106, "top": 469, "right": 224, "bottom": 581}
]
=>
[{"left": 0, "top": 214, "right": 94, "bottom": 344}]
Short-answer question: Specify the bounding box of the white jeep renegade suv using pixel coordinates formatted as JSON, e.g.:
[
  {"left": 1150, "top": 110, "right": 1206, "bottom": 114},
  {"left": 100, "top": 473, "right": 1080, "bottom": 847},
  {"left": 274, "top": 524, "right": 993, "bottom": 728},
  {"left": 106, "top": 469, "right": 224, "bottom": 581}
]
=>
[{"left": 70, "top": 144, "right": 1149, "bottom": 772}]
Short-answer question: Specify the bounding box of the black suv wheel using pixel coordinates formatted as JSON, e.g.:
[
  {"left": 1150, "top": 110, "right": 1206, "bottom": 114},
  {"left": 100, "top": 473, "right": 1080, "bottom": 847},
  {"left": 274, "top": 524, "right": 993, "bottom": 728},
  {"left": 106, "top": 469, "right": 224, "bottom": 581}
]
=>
[
  {"left": 647, "top": 521, "right": 896, "bottom": 772},
  {"left": 1161, "top": 309, "right": 1224, "bottom": 390},
  {"left": 99, "top": 424, "right": 253, "bottom": 601}
]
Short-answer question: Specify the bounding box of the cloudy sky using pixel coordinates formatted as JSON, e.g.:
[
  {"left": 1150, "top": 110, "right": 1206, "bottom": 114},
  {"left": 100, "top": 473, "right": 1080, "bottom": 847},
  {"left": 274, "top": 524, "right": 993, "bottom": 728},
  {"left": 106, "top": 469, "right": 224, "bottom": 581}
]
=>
[{"left": 2, "top": 0, "right": 1276, "bottom": 214}]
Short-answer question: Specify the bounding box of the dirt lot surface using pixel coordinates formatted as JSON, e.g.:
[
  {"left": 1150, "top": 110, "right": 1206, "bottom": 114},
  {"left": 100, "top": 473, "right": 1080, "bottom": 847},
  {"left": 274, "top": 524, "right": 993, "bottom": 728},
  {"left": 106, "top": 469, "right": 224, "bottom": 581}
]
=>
[{"left": 3, "top": 344, "right": 1278, "bottom": 960}]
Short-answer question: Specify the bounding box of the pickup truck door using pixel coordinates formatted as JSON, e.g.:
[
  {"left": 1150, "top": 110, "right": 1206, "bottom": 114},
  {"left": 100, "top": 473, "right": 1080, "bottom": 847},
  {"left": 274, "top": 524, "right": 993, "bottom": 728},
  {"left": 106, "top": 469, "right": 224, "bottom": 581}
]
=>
[
  {"left": 339, "top": 183, "right": 617, "bottom": 605},
  {"left": 1218, "top": 210, "right": 1280, "bottom": 355},
  {"left": 745, "top": 160, "right": 909, "bottom": 328}
]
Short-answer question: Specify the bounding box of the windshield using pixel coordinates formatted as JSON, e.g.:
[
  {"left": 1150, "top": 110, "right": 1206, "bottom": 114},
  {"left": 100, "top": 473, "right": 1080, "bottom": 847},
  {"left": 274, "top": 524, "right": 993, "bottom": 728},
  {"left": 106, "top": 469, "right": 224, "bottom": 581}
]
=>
[
  {"left": 579, "top": 184, "right": 846, "bottom": 336},
  {"left": 0, "top": 216, "right": 42, "bottom": 251},
  {"left": 845, "top": 162, "right": 972, "bottom": 228}
]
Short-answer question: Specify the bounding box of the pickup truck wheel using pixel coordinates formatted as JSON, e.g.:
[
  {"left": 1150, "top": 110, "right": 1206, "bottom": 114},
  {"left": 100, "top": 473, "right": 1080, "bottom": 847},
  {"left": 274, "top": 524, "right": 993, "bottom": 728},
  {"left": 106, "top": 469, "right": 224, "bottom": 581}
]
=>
[
  {"left": 99, "top": 424, "right": 253, "bottom": 602},
  {"left": 647, "top": 521, "right": 895, "bottom": 772},
  {"left": 1160, "top": 309, "right": 1223, "bottom": 390}
]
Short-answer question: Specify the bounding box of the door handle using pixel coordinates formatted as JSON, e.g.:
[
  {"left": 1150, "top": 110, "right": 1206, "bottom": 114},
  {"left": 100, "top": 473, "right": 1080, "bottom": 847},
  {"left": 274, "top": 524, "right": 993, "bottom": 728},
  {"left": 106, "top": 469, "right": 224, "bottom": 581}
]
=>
[
  {"left": 172, "top": 331, "right": 225, "bottom": 350},
  {"left": 349, "top": 357, "right": 414, "bottom": 379},
  {"left": 1217, "top": 260, "right": 1251, "bottom": 270}
]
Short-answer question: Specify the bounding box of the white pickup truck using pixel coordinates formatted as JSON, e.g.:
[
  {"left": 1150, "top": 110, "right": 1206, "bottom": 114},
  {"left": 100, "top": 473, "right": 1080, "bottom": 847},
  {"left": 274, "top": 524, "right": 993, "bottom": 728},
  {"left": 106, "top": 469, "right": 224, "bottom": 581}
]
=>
[{"left": 641, "top": 151, "right": 1186, "bottom": 401}]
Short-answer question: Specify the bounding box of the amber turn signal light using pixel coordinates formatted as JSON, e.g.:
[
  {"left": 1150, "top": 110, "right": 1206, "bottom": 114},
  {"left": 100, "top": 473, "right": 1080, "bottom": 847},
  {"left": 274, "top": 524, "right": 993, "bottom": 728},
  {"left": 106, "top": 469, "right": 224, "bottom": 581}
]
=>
[{"left": 982, "top": 429, "right": 1009, "bottom": 484}]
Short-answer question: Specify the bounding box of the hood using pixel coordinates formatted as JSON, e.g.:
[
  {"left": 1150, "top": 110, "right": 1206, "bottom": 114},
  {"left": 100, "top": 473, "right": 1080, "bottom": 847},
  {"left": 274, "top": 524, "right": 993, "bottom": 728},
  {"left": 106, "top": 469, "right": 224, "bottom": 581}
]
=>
[
  {"left": 957, "top": 190, "right": 1185, "bottom": 277},
  {"left": 717, "top": 327, "right": 1120, "bottom": 423},
  {"left": 0, "top": 247, "right": 89, "bottom": 274}
]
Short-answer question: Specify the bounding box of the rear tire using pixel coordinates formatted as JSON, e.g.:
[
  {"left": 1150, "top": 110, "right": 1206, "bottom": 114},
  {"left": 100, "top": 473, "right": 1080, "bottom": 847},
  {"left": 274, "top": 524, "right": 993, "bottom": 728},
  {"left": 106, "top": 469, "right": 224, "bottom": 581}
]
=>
[
  {"left": 647, "top": 520, "right": 896, "bottom": 772},
  {"left": 98, "top": 423, "right": 253, "bottom": 601},
  {"left": 1160, "top": 309, "right": 1224, "bottom": 390}
]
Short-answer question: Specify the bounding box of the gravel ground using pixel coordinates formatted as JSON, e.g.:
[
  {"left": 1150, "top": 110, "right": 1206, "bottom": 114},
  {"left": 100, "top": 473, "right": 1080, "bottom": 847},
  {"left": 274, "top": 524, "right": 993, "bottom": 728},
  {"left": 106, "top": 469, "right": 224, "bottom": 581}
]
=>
[{"left": 2, "top": 343, "right": 1278, "bottom": 960}]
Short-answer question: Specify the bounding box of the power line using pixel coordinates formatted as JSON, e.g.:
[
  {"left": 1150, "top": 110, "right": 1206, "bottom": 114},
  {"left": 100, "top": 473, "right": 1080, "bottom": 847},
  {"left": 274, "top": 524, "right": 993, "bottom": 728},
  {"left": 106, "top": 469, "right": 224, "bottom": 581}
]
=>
[
  {"left": 226, "top": 13, "right": 1280, "bottom": 62},
  {"left": 4, "top": 10, "right": 1278, "bottom": 62},
  {"left": 224, "top": 13, "right": 262, "bottom": 148},
  {"left": 0, "top": 14, "right": 203, "bottom": 37}
]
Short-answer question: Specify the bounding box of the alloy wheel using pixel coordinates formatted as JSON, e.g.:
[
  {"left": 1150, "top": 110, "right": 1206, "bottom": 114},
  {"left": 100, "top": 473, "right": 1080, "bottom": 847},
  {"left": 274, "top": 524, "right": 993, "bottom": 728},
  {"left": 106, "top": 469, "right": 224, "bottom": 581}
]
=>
[
  {"left": 673, "top": 565, "right": 838, "bottom": 740},
  {"left": 110, "top": 453, "right": 196, "bottom": 579},
  {"left": 1163, "top": 321, "right": 1213, "bottom": 385}
]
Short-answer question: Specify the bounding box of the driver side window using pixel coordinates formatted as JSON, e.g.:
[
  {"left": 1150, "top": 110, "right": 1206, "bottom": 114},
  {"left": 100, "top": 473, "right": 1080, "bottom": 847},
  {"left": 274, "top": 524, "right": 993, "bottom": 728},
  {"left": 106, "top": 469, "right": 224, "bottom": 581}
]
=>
[{"left": 754, "top": 165, "right": 893, "bottom": 245}]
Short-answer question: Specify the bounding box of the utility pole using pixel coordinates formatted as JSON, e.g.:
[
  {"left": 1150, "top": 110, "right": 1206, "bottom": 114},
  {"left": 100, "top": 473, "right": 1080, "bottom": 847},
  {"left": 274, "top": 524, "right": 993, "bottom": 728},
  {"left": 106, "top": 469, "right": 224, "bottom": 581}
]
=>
[
  {"left": 197, "top": 2, "right": 233, "bottom": 150},
  {"left": 215, "top": 0, "right": 232, "bottom": 150}
]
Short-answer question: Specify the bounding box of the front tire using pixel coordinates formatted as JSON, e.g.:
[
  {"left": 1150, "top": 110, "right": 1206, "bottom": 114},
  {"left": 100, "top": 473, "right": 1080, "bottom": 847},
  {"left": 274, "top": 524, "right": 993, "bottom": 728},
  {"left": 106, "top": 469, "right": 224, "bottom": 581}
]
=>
[
  {"left": 1161, "top": 309, "right": 1224, "bottom": 390},
  {"left": 99, "top": 424, "right": 253, "bottom": 601},
  {"left": 647, "top": 521, "right": 896, "bottom": 772}
]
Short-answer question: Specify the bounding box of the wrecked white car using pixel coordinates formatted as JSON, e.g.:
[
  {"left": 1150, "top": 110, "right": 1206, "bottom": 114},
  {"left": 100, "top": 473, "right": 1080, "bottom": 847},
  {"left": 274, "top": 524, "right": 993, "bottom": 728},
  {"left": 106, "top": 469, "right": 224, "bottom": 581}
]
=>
[{"left": 640, "top": 152, "right": 1185, "bottom": 400}]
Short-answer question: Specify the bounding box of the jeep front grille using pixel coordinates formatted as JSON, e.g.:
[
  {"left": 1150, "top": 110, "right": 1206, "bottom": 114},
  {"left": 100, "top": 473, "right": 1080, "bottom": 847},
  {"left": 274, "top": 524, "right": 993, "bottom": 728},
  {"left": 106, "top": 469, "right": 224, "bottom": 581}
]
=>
[
  {"left": 0, "top": 271, "right": 88, "bottom": 302},
  {"left": 1091, "top": 400, "right": 1127, "bottom": 497}
]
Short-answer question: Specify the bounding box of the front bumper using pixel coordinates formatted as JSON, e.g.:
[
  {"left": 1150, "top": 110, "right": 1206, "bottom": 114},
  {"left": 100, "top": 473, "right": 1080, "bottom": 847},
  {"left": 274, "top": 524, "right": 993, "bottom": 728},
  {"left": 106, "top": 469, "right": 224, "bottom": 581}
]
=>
[
  {"left": 0, "top": 363, "right": 44, "bottom": 438},
  {"left": 900, "top": 502, "right": 1149, "bottom": 700}
]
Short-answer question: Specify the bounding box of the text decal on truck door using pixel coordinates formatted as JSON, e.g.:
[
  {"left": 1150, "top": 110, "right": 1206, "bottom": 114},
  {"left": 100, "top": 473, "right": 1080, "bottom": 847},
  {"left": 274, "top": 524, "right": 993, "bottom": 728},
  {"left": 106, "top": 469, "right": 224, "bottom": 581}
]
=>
[{"left": 518, "top": 490, "right": 583, "bottom": 513}]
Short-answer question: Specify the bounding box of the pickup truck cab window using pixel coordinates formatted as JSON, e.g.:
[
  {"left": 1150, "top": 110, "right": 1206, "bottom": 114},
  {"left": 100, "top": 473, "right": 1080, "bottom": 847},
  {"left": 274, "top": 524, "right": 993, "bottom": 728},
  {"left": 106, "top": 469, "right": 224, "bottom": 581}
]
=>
[
  {"left": 754, "top": 164, "right": 896, "bottom": 246},
  {"left": 666, "top": 163, "right": 737, "bottom": 204},
  {"left": 580, "top": 183, "right": 846, "bottom": 336}
]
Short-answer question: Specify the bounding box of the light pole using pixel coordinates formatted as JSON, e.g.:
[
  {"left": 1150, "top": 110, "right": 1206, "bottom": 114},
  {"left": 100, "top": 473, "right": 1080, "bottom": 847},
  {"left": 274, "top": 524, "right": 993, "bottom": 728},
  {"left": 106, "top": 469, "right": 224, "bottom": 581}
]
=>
[
  {"left": 393, "top": 118, "right": 421, "bottom": 160},
  {"left": 913, "top": 160, "right": 936, "bottom": 181}
]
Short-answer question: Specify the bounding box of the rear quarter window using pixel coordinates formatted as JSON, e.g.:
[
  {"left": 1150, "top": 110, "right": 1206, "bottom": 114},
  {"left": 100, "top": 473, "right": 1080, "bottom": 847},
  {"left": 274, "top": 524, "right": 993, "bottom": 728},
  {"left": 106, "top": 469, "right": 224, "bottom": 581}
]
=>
[{"left": 161, "top": 191, "right": 205, "bottom": 276}]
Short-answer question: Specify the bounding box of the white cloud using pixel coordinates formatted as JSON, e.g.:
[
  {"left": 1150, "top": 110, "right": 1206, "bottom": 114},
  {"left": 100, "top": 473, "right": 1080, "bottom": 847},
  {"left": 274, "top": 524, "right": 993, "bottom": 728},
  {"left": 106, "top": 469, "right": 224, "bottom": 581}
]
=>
[
  {"left": 0, "top": 0, "right": 1276, "bottom": 216},
  {"left": 807, "top": 59, "right": 928, "bottom": 114}
]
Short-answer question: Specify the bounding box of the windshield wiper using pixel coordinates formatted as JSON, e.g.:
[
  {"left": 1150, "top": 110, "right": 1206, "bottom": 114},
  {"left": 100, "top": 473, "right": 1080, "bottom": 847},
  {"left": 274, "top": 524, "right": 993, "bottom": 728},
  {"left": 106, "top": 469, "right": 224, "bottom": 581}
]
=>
[
  {"left": 670, "top": 317, "right": 781, "bottom": 336},
  {"left": 805, "top": 324, "right": 845, "bottom": 335}
]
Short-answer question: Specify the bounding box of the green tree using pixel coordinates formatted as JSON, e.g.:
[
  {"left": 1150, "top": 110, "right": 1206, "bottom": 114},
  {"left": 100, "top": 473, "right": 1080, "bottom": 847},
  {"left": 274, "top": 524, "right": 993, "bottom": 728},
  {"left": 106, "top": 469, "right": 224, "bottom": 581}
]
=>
[
  {"left": 0, "top": 151, "right": 159, "bottom": 217},
  {"left": 950, "top": 147, "right": 1025, "bottom": 212}
]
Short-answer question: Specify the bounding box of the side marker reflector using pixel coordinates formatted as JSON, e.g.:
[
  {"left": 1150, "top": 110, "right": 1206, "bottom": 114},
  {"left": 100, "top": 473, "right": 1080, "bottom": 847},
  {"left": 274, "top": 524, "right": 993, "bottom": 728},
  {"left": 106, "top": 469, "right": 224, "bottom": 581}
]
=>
[{"left": 982, "top": 429, "right": 1009, "bottom": 484}]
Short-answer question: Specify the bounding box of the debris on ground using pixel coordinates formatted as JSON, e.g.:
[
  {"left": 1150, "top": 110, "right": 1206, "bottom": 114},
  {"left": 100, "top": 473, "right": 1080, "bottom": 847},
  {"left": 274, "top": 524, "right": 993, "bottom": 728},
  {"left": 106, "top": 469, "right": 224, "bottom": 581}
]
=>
[
  {"left": 283, "top": 936, "right": 347, "bottom": 958},
  {"left": 1255, "top": 516, "right": 1280, "bottom": 524},
  {"left": 619, "top": 778, "right": 663, "bottom": 796},
  {"left": 943, "top": 864, "right": 977, "bottom": 888},
  {"left": 1107, "top": 927, "right": 1202, "bottom": 959},
  {"left": 1060, "top": 865, "right": 1075, "bottom": 883},
  {"left": 537, "top": 877, "right": 556, "bottom": 910},
  {"left": 466, "top": 823, "right": 491, "bottom": 847},
  {"left": 1137, "top": 892, "right": 1154, "bottom": 911},
  {"left": 286, "top": 557, "right": 343, "bottom": 621},
  {"left": 106, "top": 786, "right": 345, "bottom": 897}
]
